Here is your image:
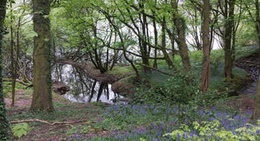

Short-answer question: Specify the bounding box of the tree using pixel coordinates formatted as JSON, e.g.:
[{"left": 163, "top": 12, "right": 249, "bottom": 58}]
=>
[
  {"left": 171, "top": 0, "right": 191, "bottom": 71},
  {"left": 30, "top": 0, "right": 54, "bottom": 111},
  {"left": 251, "top": 0, "right": 260, "bottom": 121},
  {"left": 200, "top": 0, "right": 211, "bottom": 92},
  {"left": 9, "top": 0, "right": 16, "bottom": 107},
  {"left": 213, "top": 0, "right": 236, "bottom": 79},
  {"left": 0, "top": 0, "right": 10, "bottom": 140},
  {"left": 222, "top": 0, "right": 236, "bottom": 79}
]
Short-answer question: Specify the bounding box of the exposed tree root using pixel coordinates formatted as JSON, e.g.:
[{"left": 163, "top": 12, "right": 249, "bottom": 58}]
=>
[{"left": 3, "top": 78, "right": 32, "bottom": 87}]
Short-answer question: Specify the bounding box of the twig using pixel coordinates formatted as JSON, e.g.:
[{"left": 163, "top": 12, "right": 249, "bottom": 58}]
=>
[{"left": 10, "top": 119, "right": 88, "bottom": 125}]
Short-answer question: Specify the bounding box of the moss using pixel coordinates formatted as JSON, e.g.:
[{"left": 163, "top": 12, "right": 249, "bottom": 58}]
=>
[
  {"left": 109, "top": 65, "right": 134, "bottom": 75},
  {"left": 111, "top": 75, "right": 136, "bottom": 97}
]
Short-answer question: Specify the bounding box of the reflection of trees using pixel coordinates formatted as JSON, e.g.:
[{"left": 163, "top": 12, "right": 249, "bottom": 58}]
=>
[{"left": 52, "top": 64, "right": 115, "bottom": 103}]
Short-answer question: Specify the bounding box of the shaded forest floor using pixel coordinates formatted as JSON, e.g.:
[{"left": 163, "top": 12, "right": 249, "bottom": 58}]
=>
[
  {"left": 5, "top": 88, "right": 256, "bottom": 140},
  {"left": 6, "top": 92, "right": 110, "bottom": 140}
]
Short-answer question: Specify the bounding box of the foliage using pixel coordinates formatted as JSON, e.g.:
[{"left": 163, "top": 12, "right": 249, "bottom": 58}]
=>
[
  {"left": 134, "top": 73, "right": 198, "bottom": 105},
  {"left": 0, "top": 102, "right": 9, "bottom": 141},
  {"left": 11, "top": 123, "right": 30, "bottom": 138},
  {"left": 74, "top": 103, "right": 254, "bottom": 140},
  {"left": 235, "top": 45, "right": 259, "bottom": 59},
  {"left": 3, "top": 81, "right": 12, "bottom": 97},
  {"left": 164, "top": 120, "right": 260, "bottom": 141},
  {"left": 3, "top": 81, "right": 27, "bottom": 97},
  {"left": 3, "top": 0, "right": 260, "bottom": 139},
  {"left": 108, "top": 65, "right": 134, "bottom": 76}
]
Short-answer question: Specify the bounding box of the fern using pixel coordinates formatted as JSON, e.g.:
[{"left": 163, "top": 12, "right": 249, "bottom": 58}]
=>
[{"left": 12, "top": 123, "right": 30, "bottom": 138}]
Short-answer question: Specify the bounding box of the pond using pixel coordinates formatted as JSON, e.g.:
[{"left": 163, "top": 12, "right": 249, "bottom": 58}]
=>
[{"left": 52, "top": 64, "right": 124, "bottom": 104}]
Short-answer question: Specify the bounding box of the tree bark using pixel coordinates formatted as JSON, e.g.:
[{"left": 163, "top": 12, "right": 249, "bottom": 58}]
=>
[
  {"left": 140, "top": 0, "right": 151, "bottom": 73},
  {"left": 223, "top": 0, "right": 236, "bottom": 79},
  {"left": 171, "top": 0, "right": 191, "bottom": 71},
  {"left": 161, "top": 17, "right": 174, "bottom": 69},
  {"left": 251, "top": 0, "right": 260, "bottom": 121},
  {"left": 30, "top": 0, "right": 54, "bottom": 111},
  {"left": 0, "top": 0, "right": 10, "bottom": 140},
  {"left": 10, "top": 2, "right": 16, "bottom": 107},
  {"left": 200, "top": 0, "right": 211, "bottom": 92}
]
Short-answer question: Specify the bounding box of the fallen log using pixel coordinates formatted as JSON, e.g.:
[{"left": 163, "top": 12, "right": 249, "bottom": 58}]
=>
[{"left": 59, "top": 59, "right": 118, "bottom": 83}]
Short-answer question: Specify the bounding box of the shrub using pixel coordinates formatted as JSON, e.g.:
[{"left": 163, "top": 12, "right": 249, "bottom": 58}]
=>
[
  {"left": 134, "top": 73, "right": 198, "bottom": 105},
  {"left": 164, "top": 120, "right": 260, "bottom": 141}
]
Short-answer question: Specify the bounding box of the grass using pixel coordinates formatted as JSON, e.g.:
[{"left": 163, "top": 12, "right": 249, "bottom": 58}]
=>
[{"left": 109, "top": 65, "right": 134, "bottom": 76}]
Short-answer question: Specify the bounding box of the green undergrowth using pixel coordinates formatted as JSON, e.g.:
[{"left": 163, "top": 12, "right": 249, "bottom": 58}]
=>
[
  {"left": 108, "top": 65, "right": 134, "bottom": 77},
  {"left": 235, "top": 45, "right": 259, "bottom": 59},
  {"left": 8, "top": 102, "right": 105, "bottom": 122},
  {"left": 5, "top": 45, "right": 259, "bottom": 140},
  {"left": 3, "top": 81, "right": 28, "bottom": 97}
]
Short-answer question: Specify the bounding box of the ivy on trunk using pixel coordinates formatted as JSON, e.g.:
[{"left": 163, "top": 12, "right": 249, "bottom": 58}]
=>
[
  {"left": 30, "top": 0, "right": 54, "bottom": 112},
  {"left": 0, "top": 0, "right": 10, "bottom": 140}
]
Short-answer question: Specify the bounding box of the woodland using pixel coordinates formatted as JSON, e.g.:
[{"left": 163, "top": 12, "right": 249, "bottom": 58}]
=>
[{"left": 0, "top": 0, "right": 260, "bottom": 140}]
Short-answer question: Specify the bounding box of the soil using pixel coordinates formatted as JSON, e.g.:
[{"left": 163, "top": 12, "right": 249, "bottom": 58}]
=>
[{"left": 5, "top": 90, "right": 109, "bottom": 141}]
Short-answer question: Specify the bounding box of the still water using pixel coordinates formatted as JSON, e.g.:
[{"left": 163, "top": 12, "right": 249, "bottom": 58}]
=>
[{"left": 53, "top": 64, "right": 123, "bottom": 104}]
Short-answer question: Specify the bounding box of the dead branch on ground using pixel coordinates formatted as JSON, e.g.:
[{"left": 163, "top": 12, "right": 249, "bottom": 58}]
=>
[{"left": 10, "top": 119, "right": 89, "bottom": 125}]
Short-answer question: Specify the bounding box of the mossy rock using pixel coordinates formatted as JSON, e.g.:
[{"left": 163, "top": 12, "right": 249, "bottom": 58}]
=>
[{"left": 111, "top": 75, "right": 137, "bottom": 98}]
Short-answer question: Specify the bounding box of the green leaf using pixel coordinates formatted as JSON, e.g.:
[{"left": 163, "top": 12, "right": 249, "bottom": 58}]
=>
[{"left": 12, "top": 123, "right": 30, "bottom": 138}]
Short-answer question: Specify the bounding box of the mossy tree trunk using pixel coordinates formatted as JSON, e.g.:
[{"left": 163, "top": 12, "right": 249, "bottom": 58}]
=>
[
  {"left": 0, "top": 0, "right": 10, "bottom": 140},
  {"left": 10, "top": 1, "right": 16, "bottom": 107},
  {"left": 171, "top": 0, "right": 191, "bottom": 71},
  {"left": 223, "top": 0, "right": 236, "bottom": 80},
  {"left": 200, "top": 0, "right": 211, "bottom": 92},
  {"left": 251, "top": 0, "right": 260, "bottom": 121},
  {"left": 161, "top": 16, "right": 174, "bottom": 69},
  {"left": 139, "top": 0, "right": 151, "bottom": 73},
  {"left": 30, "top": 0, "right": 54, "bottom": 112}
]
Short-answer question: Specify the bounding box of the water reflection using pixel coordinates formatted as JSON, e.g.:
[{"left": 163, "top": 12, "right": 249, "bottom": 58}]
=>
[{"left": 52, "top": 64, "right": 123, "bottom": 104}]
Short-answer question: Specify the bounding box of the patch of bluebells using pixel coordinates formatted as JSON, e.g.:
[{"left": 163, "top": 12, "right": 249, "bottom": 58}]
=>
[
  {"left": 199, "top": 109, "right": 252, "bottom": 130},
  {"left": 72, "top": 104, "right": 257, "bottom": 140},
  {"left": 88, "top": 121, "right": 175, "bottom": 141},
  {"left": 104, "top": 104, "right": 168, "bottom": 117}
]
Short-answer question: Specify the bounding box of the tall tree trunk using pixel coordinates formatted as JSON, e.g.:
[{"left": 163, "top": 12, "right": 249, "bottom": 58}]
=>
[
  {"left": 171, "top": 0, "right": 191, "bottom": 71},
  {"left": 140, "top": 1, "right": 151, "bottom": 73},
  {"left": 223, "top": 0, "right": 236, "bottom": 79},
  {"left": 251, "top": 0, "right": 260, "bottom": 121},
  {"left": 152, "top": 11, "right": 158, "bottom": 69},
  {"left": 200, "top": 0, "right": 211, "bottom": 92},
  {"left": 0, "top": 0, "right": 10, "bottom": 139},
  {"left": 30, "top": 0, "right": 54, "bottom": 111},
  {"left": 9, "top": 1, "right": 16, "bottom": 107},
  {"left": 161, "top": 17, "right": 174, "bottom": 69}
]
